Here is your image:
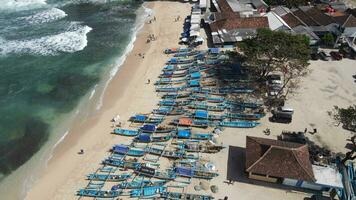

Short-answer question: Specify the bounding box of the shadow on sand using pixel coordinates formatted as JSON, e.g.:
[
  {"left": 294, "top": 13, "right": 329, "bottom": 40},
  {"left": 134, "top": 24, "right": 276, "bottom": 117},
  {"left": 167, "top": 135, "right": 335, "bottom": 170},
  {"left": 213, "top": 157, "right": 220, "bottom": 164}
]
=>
[{"left": 226, "top": 145, "right": 319, "bottom": 195}]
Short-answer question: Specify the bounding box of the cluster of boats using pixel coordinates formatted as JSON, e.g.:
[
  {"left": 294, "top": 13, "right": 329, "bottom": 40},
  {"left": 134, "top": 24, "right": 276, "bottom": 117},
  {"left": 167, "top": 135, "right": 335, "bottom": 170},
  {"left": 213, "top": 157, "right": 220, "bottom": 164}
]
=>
[{"left": 77, "top": 47, "right": 265, "bottom": 199}]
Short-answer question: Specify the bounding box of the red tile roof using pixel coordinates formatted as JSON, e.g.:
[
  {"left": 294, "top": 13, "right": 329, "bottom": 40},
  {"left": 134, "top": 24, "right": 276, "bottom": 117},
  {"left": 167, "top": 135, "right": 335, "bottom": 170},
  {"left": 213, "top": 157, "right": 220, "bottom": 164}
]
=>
[
  {"left": 245, "top": 136, "right": 315, "bottom": 182},
  {"left": 210, "top": 17, "right": 269, "bottom": 32},
  {"left": 217, "top": 0, "right": 234, "bottom": 13}
]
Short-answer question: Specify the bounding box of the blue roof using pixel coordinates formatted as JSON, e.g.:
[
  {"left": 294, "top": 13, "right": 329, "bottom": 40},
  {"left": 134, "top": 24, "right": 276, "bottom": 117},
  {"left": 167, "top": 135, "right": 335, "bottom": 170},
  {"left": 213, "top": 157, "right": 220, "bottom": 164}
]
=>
[
  {"left": 177, "top": 129, "right": 191, "bottom": 138},
  {"left": 195, "top": 110, "right": 208, "bottom": 119},
  {"left": 210, "top": 48, "right": 219, "bottom": 54},
  {"left": 190, "top": 72, "right": 201, "bottom": 79}
]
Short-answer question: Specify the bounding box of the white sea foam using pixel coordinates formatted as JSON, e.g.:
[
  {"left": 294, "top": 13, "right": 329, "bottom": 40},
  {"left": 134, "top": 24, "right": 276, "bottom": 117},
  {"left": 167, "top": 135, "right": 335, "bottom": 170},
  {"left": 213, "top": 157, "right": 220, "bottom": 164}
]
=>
[
  {"left": 0, "top": 0, "right": 47, "bottom": 12},
  {"left": 20, "top": 8, "right": 67, "bottom": 25},
  {"left": 95, "top": 5, "right": 152, "bottom": 110},
  {"left": 89, "top": 84, "right": 98, "bottom": 100},
  {"left": 0, "top": 23, "right": 92, "bottom": 56}
]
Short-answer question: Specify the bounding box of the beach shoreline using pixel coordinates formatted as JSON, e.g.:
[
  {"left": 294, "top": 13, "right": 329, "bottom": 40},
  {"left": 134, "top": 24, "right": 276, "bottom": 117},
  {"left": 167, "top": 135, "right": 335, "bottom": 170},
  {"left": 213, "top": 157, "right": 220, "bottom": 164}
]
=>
[{"left": 24, "top": 2, "right": 192, "bottom": 199}]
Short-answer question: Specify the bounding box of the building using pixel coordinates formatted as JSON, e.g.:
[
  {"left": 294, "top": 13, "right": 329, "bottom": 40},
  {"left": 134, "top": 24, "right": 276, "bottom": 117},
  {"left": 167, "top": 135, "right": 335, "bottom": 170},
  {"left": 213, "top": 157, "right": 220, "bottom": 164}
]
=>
[
  {"left": 245, "top": 136, "right": 343, "bottom": 193},
  {"left": 204, "top": 0, "right": 269, "bottom": 47}
]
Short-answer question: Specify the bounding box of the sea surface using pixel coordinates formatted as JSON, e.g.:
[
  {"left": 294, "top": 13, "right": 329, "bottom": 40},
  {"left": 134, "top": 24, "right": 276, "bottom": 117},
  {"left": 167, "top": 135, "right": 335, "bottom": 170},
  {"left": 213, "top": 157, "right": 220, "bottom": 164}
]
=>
[{"left": 0, "top": 0, "right": 144, "bottom": 197}]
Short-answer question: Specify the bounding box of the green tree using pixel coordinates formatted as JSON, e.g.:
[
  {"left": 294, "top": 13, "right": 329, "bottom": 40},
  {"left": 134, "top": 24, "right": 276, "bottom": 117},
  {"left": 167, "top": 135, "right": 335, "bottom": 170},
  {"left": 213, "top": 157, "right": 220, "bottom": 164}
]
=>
[
  {"left": 322, "top": 33, "right": 335, "bottom": 46},
  {"left": 239, "top": 28, "right": 311, "bottom": 98},
  {"left": 330, "top": 105, "right": 356, "bottom": 132}
]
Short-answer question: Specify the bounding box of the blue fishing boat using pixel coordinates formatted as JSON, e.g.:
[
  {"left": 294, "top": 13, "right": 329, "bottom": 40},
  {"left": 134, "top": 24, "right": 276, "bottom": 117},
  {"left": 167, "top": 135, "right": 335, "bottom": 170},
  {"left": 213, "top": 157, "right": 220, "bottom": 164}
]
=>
[
  {"left": 102, "top": 159, "right": 141, "bottom": 169},
  {"left": 117, "top": 180, "right": 167, "bottom": 189},
  {"left": 173, "top": 50, "right": 200, "bottom": 57},
  {"left": 161, "top": 191, "right": 214, "bottom": 200},
  {"left": 225, "top": 113, "right": 265, "bottom": 120},
  {"left": 134, "top": 134, "right": 172, "bottom": 143},
  {"left": 225, "top": 101, "right": 263, "bottom": 109},
  {"left": 135, "top": 166, "right": 176, "bottom": 180},
  {"left": 174, "top": 166, "right": 219, "bottom": 180},
  {"left": 158, "top": 100, "right": 191, "bottom": 107},
  {"left": 113, "top": 128, "right": 139, "bottom": 136},
  {"left": 167, "top": 57, "right": 194, "bottom": 64},
  {"left": 87, "top": 173, "right": 131, "bottom": 182},
  {"left": 156, "top": 86, "right": 186, "bottom": 92},
  {"left": 218, "top": 121, "right": 260, "bottom": 128},
  {"left": 112, "top": 145, "right": 145, "bottom": 157},
  {"left": 130, "top": 186, "right": 167, "bottom": 198},
  {"left": 129, "top": 114, "right": 163, "bottom": 124},
  {"left": 164, "top": 47, "right": 191, "bottom": 54},
  {"left": 161, "top": 92, "right": 191, "bottom": 99},
  {"left": 77, "top": 189, "right": 121, "bottom": 198}
]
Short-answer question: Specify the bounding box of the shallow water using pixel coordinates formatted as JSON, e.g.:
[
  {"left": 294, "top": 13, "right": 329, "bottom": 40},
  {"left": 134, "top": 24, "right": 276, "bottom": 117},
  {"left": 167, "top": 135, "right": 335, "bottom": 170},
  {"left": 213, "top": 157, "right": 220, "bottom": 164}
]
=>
[{"left": 0, "top": 0, "right": 142, "bottom": 178}]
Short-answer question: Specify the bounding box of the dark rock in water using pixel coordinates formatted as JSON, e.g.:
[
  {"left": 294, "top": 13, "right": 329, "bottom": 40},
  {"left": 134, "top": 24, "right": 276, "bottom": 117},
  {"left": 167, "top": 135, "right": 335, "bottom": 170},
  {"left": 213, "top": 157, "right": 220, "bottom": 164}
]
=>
[{"left": 0, "top": 117, "right": 49, "bottom": 175}]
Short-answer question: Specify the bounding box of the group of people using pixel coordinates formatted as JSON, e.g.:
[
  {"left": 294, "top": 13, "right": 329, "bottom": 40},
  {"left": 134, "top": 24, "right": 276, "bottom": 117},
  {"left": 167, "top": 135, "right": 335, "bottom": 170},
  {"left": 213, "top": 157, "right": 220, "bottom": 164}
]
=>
[
  {"left": 146, "top": 34, "right": 157, "bottom": 43},
  {"left": 148, "top": 16, "right": 156, "bottom": 24}
]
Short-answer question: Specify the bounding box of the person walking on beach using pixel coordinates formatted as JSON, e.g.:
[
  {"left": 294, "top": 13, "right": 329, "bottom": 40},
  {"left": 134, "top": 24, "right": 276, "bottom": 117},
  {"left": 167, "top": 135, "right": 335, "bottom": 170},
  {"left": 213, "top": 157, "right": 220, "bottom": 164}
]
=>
[
  {"left": 147, "top": 79, "right": 150, "bottom": 84},
  {"left": 304, "top": 128, "right": 307, "bottom": 133},
  {"left": 153, "top": 16, "right": 156, "bottom": 21}
]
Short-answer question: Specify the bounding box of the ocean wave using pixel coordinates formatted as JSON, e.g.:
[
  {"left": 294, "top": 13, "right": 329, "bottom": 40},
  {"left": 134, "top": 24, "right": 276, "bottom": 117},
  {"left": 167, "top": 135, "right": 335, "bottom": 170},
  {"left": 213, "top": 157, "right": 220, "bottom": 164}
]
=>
[
  {"left": 0, "top": 23, "right": 92, "bottom": 56},
  {"left": 0, "top": 0, "right": 48, "bottom": 12},
  {"left": 20, "top": 8, "right": 67, "bottom": 25},
  {"left": 96, "top": 5, "right": 152, "bottom": 110}
]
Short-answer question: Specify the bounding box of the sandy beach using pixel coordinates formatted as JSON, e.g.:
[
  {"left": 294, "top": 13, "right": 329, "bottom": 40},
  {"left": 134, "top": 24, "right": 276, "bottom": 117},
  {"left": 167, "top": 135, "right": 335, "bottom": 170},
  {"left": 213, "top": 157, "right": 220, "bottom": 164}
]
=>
[
  {"left": 23, "top": 1, "right": 356, "bottom": 200},
  {"left": 25, "top": 1, "right": 191, "bottom": 199}
]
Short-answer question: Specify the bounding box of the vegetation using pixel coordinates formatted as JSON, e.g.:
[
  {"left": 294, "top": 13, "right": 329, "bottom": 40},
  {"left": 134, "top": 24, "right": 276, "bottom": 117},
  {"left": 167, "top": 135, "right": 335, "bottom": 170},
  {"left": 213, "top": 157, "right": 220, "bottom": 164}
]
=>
[
  {"left": 330, "top": 105, "right": 356, "bottom": 132},
  {"left": 322, "top": 33, "right": 335, "bottom": 47},
  {"left": 342, "top": 135, "right": 356, "bottom": 165},
  {"left": 239, "top": 28, "right": 311, "bottom": 99}
]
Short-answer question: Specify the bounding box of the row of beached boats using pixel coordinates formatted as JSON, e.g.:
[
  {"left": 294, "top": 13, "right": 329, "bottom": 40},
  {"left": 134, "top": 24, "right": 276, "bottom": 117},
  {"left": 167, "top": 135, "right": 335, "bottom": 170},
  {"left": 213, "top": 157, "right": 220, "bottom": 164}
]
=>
[{"left": 77, "top": 47, "right": 264, "bottom": 199}]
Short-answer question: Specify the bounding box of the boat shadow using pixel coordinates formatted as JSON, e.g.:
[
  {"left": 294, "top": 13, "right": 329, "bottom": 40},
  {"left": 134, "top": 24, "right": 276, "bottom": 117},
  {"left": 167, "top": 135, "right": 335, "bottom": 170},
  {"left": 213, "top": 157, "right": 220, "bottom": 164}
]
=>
[{"left": 226, "top": 145, "right": 320, "bottom": 194}]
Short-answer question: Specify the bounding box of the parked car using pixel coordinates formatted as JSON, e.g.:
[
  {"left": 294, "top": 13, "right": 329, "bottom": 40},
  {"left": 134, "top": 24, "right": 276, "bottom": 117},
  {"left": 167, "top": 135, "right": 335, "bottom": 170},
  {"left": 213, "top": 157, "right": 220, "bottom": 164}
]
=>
[
  {"left": 330, "top": 51, "right": 342, "bottom": 60},
  {"left": 318, "top": 51, "right": 330, "bottom": 61}
]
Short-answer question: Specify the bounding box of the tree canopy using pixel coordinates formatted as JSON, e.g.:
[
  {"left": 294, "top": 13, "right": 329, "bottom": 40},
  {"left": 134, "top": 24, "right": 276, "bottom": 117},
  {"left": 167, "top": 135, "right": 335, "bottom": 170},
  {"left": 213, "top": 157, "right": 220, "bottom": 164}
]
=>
[
  {"left": 331, "top": 105, "right": 356, "bottom": 132},
  {"left": 238, "top": 28, "right": 311, "bottom": 99}
]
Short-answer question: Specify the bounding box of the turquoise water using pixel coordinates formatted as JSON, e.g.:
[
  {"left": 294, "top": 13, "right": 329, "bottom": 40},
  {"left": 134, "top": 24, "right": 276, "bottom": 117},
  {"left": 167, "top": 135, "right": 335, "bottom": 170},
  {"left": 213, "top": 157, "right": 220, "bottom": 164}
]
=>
[{"left": 0, "top": 0, "right": 142, "bottom": 178}]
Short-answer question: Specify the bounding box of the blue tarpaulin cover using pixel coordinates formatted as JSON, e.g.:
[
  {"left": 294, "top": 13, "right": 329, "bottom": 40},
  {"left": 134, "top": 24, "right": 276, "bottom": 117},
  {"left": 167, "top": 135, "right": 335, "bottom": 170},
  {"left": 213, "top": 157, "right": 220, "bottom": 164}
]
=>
[
  {"left": 113, "top": 145, "right": 129, "bottom": 154},
  {"left": 195, "top": 110, "right": 208, "bottom": 119},
  {"left": 175, "top": 167, "right": 194, "bottom": 176},
  {"left": 210, "top": 48, "right": 219, "bottom": 54},
  {"left": 135, "top": 115, "right": 146, "bottom": 121},
  {"left": 189, "top": 80, "right": 199, "bottom": 87},
  {"left": 138, "top": 134, "right": 151, "bottom": 142},
  {"left": 190, "top": 72, "right": 201, "bottom": 79},
  {"left": 165, "top": 65, "right": 174, "bottom": 70},
  {"left": 169, "top": 58, "right": 178, "bottom": 62},
  {"left": 177, "top": 129, "right": 191, "bottom": 138},
  {"left": 141, "top": 124, "right": 156, "bottom": 132}
]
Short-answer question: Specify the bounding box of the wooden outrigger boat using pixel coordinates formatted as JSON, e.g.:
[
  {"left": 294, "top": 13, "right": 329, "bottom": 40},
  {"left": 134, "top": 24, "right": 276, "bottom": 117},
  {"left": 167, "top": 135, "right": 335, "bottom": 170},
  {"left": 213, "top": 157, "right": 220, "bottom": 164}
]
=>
[
  {"left": 113, "top": 128, "right": 139, "bottom": 136},
  {"left": 102, "top": 158, "right": 141, "bottom": 169},
  {"left": 171, "top": 118, "right": 210, "bottom": 128},
  {"left": 164, "top": 47, "right": 192, "bottom": 54},
  {"left": 161, "top": 192, "right": 214, "bottom": 200},
  {"left": 134, "top": 134, "right": 172, "bottom": 143},
  {"left": 135, "top": 166, "right": 176, "bottom": 180},
  {"left": 87, "top": 173, "right": 131, "bottom": 182},
  {"left": 158, "top": 99, "right": 191, "bottom": 107},
  {"left": 145, "top": 147, "right": 198, "bottom": 160},
  {"left": 174, "top": 166, "right": 219, "bottom": 180},
  {"left": 159, "top": 71, "right": 188, "bottom": 78},
  {"left": 176, "top": 143, "right": 225, "bottom": 153},
  {"left": 129, "top": 114, "right": 163, "bottom": 124},
  {"left": 152, "top": 107, "right": 186, "bottom": 116},
  {"left": 167, "top": 57, "right": 195, "bottom": 65},
  {"left": 117, "top": 179, "right": 167, "bottom": 189},
  {"left": 218, "top": 121, "right": 260, "bottom": 128},
  {"left": 225, "top": 113, "right": 265, "bottom": 120},
  {"left": 155, "top": 78, "right": 186, "bottom": 85},
  {"left": 173, "top": 129, "right": 212, "bottom": 140},
  {"left": 156, "top": 86, "right": 186, "bottom": 92},
  {"left": 139, "top": 124, "right": 175, "bottom": 133},
  {"left": 77, "top": 189, "right": 122, "bottom": 198},
  {"left": 112, "top": 145, "right": 146, "bottom": 157},
  {"left": 161, "top": 92, "right": 191, "bottom": 99},
  {"left": 130, "top": 186, "right": 166, "bottom": 198}
]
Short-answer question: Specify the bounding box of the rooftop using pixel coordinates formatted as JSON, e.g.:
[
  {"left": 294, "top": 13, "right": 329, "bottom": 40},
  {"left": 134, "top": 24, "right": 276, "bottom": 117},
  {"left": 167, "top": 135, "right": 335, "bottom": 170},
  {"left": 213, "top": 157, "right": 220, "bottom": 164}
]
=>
[
  {"left": 246, "top": 136, "right": 316, "bottom": 182},
  {"left": 312, "top": 165, "right": 343, "bottom": 188}
]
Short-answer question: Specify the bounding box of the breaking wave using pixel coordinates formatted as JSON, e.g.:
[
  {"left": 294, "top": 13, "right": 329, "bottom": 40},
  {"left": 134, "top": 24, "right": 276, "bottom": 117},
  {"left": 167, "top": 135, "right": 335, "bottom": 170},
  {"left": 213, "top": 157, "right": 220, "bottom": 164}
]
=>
[
  {"left": 20, "top": 8, "right": 67, "bottom": 25},
  {"left": 0, "top": 0, "right": 48, "bottom": 12},
  {"left": 0, "top": 24, "right": 92, "bottom": 56}
]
